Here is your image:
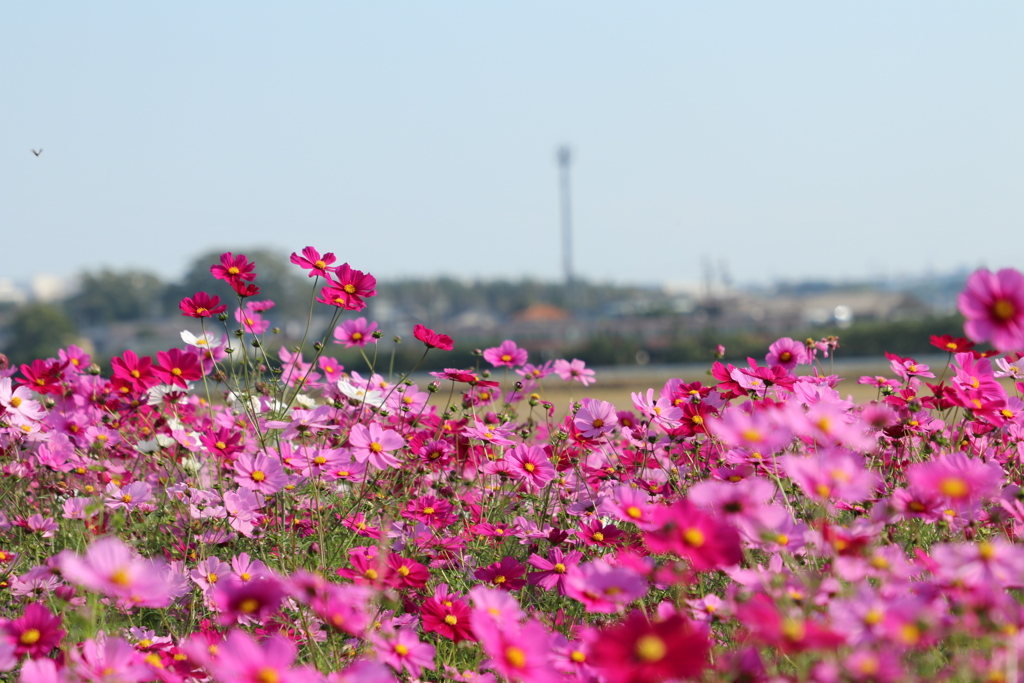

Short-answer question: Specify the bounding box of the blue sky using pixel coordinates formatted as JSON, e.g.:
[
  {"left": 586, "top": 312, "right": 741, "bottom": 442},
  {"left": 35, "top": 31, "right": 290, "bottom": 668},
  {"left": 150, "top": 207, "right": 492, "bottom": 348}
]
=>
[{"left": 3, "top": 3, "right": 1022, "bottom": 287}]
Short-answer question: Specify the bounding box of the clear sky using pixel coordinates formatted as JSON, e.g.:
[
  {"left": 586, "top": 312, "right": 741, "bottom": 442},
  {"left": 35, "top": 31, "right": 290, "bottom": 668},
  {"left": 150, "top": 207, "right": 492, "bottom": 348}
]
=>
[{"left": 3, "top": 3, "right": 1022, "bottom": 288}]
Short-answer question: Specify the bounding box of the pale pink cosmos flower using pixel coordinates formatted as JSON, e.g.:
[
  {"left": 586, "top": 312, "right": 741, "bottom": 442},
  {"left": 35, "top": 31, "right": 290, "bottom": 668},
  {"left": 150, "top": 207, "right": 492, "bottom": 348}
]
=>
[
  {"left": 463, "top": 418, "right": 517, "bottom": 446},
  {"left": 24, "top": 514, "right": 59, "bottom": 537},
  {"left": 67, "top": 637, "right": 151, "bottom": 683},
  {"left": 473, "top": 617, "right": 560, "bottom": 683},
  {"left": 333, "top": 317, "right": 378, "bottom": 348},
  {"left": 370, "top": 627, "right": 436, "bottom": 679},
  {"left": 958, "top": 267, "right": 1024, "bottom": 352},
  {"left": 574, "top": 398, "right": 618, "bottom": 438},
  {"left": 630, "top": 388, "right": 682, "bottom": 429},
  {"left": 765, "top": 337, "right": 809, "bottom": 371},
  {"left": 104, "top": 481, "right": 153, "bottom": 512},
  {"left": 208, "top": 630, "right": 310, "bottom": 683},
  {"left": 191, "top": 556, "right": 231, "bottom": 593},
  {"left": 906, "top": 451, "right": 1004, "bottom": 517},
  {"left": 779, "top": 449, "right": 880, "bottom": 505},
  {"left": 0, "top": 378, "right": 45, "bottom": 425},
  {"left": 553, "top": 358, "right": 595, "bottom": 386},
  {"left": 483, "top": 340, "right": 529, "bottom": 368},
  {"left": 60, "top": 536, "right": 180, "bottom": 607},
  {"left": 563, "top": 559, "right": 647, "bottom": 614},
  {"left": 348, "top": 422, "right": 405, "bottom": 469},
  {"left": 233, "top": 453, "right": 288, "bottom": 495}
]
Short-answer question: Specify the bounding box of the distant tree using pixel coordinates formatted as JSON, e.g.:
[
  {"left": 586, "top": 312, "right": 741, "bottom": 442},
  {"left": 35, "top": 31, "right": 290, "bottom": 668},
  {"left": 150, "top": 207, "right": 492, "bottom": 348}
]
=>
[
  {"left": 65, "top": 270, "right": 166, "bottom": 326},
  {"left": 3, "top": 304, "right": 78, "bottom": 365}
]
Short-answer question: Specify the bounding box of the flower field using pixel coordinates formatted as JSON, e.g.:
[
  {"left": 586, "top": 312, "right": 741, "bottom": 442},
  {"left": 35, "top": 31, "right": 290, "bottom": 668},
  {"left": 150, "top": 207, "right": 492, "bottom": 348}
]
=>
[{"left": 2, "top": 250, "right": 1024, "bottom": 682}]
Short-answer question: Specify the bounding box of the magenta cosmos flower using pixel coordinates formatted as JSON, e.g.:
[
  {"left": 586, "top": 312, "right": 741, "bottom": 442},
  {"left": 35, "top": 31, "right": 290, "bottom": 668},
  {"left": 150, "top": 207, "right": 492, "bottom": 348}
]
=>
[
  {"left": 210, "top": 252, "right": 256, "bottom": 283},
  {"left": 333, "top": 317, "right": 378, "bottom": 348},
  {"left": 290, "top": 246, "right": 336, "bottom": 278},
  {"left": 588, "top": 611, "right": 709, "bottom": 683},
  {"left": 348, "top": 423, "right": 405, "bottom": 469},
  {"left": 179, "top": 291, "right": 227, "bottom": 318},
  {"left": 413, "top": 324, "right": 454, "bottom": 351},
  {"left": 958, "top": 267, "right": 1024, "bottom": 352},
  {"left": 483, "top": 340, "right": 528, "bottom": 368},
  {"left": 2, "top": 603, "right": 65, "bottom": 658}
]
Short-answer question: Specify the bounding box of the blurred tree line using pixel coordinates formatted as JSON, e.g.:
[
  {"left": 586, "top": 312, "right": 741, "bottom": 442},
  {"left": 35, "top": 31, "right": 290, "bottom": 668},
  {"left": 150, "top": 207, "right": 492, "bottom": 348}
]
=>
[{"left": 0, "top": 245, "right": 968, "bottom": 370}]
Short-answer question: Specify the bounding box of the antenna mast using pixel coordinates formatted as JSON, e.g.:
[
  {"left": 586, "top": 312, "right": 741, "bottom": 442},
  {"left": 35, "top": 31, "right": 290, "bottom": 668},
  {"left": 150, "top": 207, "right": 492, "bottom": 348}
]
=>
[{"left": 557, "top": 145, "right": 575, "bottom": 315}]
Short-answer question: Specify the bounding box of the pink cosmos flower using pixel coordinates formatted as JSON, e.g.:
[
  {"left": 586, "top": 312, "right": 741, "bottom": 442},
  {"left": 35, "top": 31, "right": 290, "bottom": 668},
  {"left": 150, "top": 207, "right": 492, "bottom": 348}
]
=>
[
  {"left": 319, "top": 263, "right": 376, "bottom": 310},
  {"left": 213, "top": 576, "right": 286, "bottom": 625},
  {"left": 348, "top": 422, "right": 405, "bottom": 469},
  {"left": 208, "top": 630, "right": 307, "bottom": 683},
  {"left": 104, "top": 481, "right": 153, "bottom": 511},
  {"left": 473, "top": 617, "right": 560, "bottom": 683},
  {"left": 60, "top": 536, "right": 179, "bottom": 607},
  {"left": 505, "top": 444, "right": 556, "bottom": 490},
  {"left": 574, "top": 398, "right": 618, "bottom": 438},
  {"left": 370, "top": 627, "right": 436, "bottom": 679},
  {"left": 235, "top": 303, "right": 271, "bottom": 335},
  {"left": 906, "top": 451, "right": 1004, "bottom": 517},
  {"left": 483, "top": 340, "right": 528, "bottom": 368},
  {"left": 191, "top": 556, "right": 231, "bottom": 594},
  {"left": 333, "top": 317, "right": 378, "bottom": 348},
  {"left": 464, "top": 418, "right": 517, "bottom": 446},
  {"left": 233, "top": 453, "right": 288, "bottom": 495},
  {"left": 554, "top": 358, "right": 595, "bottom": 386},
  {"left": 958, "top": 267, "right": 1024, "bottom": 352},
  {"left": 645, "top": 500, "right": 744, "bottom": 571},
  {"left": 68, "top": 637, "right": 151, "bottom": 683},
  {"left": 766, "top": 337, "right": 809, "bottom": 370},
  {"left": 564, "top": 559, "right": 647, "bottom": 613},
  {"left": 0, "top": 378, "right": 45, "bottom": 424},
  {"left": 528, "top": 548, "right": 582, "bottom": 594}
]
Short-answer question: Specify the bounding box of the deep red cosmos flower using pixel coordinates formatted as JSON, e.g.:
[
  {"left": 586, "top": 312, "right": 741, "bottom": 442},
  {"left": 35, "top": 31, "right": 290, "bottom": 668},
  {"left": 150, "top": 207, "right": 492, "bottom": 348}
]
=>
[
  {"left": 588, "top": 611, "right": 709, "bottom": 683},
  {"left": 180, "top": 291, "right": 227, "bottom": 318},
  {"left": 413, "top": 324, "right": 454, "bottom": 351},
  {"left": 210, "top": 252, "right": 257, "bottom": 283}
]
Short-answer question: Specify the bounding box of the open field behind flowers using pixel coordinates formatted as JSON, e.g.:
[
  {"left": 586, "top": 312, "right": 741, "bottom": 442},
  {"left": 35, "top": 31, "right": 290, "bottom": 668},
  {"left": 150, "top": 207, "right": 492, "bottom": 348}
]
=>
[{"left": 4, "top": 250, "right": 1024, "bottom": 683}]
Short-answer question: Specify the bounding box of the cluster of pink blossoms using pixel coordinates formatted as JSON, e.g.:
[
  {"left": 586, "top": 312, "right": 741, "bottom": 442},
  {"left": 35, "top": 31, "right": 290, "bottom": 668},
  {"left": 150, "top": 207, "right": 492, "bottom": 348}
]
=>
[{"left": 3, "top": 258, "right": 1024, "bottom": 682}]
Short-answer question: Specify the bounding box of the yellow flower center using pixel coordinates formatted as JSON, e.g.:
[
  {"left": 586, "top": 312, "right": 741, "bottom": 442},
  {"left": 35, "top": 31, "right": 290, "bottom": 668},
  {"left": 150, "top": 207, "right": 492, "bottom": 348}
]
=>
[
  {"left": 683, "top": 528, "right": 705, "bottom": 547},
  {"left": 505, "top": 646, "right": 526, "bottom": 668},
  {"left": 239, "top": 598, "right": 260, "bottom": 613},
  {"left": 256, "top": 667, "right": 279, "bottom": 683},
  {"left": 20, "top": 629, "right": 41, "bottom": 645},
  {"left": 251, "top": 470, "right": 266, "bottom": 482},
  {"left": 394, "top": 644, "right": 409, "bottom": 656},
  {"left": 445, "top": 614, "right": 458, "bottom": 625},
  {"left": 993, "top": 299, "right": 1016, "bottom": 321},
  {"left": 9, "top": 396, "right": 21, "bottom": 408},
  {"left": 635, "top": 634, "right": 666, "bottom": 662},
  {"left": 369, "top": 442, "right": 383, "bottom": 453},
  {"left": 940, "top": 477, "right": 968, "bottom": 499}
]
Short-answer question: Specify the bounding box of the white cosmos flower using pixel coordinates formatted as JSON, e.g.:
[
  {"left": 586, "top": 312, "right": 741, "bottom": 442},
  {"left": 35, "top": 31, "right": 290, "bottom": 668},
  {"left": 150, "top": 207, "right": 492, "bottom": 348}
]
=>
[
  {"left": 336, "top": 378, "right": 386, "bottom": 408},
  {"left": 181, "top": 330, "right": 218, "bottom": 348}
]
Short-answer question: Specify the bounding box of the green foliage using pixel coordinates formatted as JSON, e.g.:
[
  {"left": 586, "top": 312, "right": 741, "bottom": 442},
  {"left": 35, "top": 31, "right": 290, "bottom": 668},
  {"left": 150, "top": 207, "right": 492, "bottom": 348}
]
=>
[
  {"left": 64, "top": 270, "right": 166, "bottom": 326},
  {"left": 3, "top": 303, "right": 78, "bottom": 365}
]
